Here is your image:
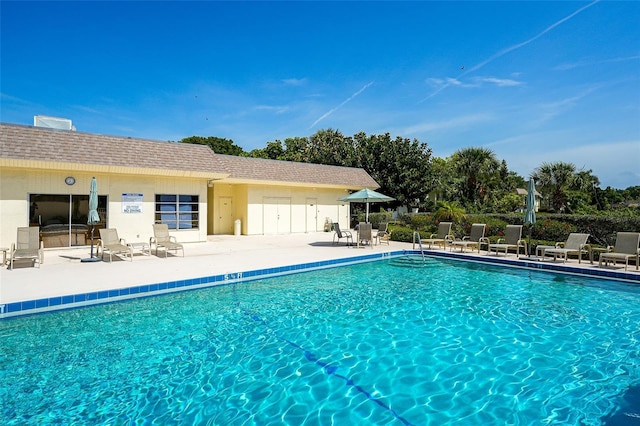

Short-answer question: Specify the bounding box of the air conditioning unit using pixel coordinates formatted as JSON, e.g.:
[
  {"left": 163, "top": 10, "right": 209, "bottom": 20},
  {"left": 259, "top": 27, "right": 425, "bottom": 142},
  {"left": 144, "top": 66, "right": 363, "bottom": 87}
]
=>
[{"left": 34, "top": 115, "right": 76, "bottom": 131}]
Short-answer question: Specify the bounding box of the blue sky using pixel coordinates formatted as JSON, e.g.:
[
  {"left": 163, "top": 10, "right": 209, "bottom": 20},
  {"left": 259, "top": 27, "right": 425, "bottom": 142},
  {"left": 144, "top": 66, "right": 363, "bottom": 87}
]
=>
[{"left": 2, "top": 1, "right": 639, "bottom": 189}]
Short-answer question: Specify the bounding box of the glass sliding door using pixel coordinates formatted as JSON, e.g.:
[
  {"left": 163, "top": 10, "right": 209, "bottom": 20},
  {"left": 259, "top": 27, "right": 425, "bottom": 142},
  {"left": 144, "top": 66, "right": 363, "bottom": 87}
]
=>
[{"left": 29, "top": 194, "right": 107, "bottom": 248}]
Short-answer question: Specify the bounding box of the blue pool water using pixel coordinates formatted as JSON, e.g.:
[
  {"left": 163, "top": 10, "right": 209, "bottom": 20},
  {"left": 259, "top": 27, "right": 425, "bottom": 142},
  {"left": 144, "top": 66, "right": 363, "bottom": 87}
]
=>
[{"left": 1, "top": 256, "right": 640, "bottom": 425}]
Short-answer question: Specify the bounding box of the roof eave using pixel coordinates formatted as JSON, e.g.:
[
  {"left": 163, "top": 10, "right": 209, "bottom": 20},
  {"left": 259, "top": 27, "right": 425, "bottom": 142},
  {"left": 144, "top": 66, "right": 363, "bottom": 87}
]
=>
[
  {"left": 0, "top": 158, "right": 229, "bottom": 179},
  {"left": 215, "top": 177, "right": 378, "bottom": 189}
]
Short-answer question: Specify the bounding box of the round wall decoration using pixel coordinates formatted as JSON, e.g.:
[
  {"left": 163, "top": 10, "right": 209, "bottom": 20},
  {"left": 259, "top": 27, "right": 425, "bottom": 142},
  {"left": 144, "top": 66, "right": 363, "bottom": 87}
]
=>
[{"left": 65, "top": 176, "right": 76, "bottom": 185}]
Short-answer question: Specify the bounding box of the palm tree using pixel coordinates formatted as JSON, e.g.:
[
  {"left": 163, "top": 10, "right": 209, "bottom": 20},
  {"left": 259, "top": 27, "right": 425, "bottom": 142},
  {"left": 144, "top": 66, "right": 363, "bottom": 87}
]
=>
[
  {"left": 450, "top": 147, "right": 501, "bottom": 205},
  {"left": 574, "top": 169, "right": 602, "bottom": 210},
  {"left": 434, "top": 201, "right": 466, "bottom": 223},
  {"left": 532, "top": 161, "right": 576, "bottom": 212}
]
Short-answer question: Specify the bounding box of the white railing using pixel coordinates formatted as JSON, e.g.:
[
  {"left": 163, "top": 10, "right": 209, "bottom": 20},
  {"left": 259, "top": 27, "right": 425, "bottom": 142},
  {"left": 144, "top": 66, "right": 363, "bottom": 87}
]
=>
[{"left": 413, "top": 231, "right": 425, "bottom": 261}]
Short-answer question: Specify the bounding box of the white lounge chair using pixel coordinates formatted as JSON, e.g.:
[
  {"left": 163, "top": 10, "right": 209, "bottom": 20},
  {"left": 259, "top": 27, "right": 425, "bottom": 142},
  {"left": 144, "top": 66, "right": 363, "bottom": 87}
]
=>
[
  {"left": 423, "top": 222, "right": 453, "bottom": 249},
  {"left": 451, "top": 223, "right": 488, "bottom": 253},
  {"left": 541, "top": 233, "right": 591, "bottom": 263},
  {"left": 487, "top": 225, "right": 526, "bottom": 257},
  {"left": 599, "top": 232, "right": 640, "bottom": 271},
  {"left": 98, "top": 228, "right": 133, "bottom": 262},
  {"left": 9, "top": 226, "right": 44, "bottom": 269},
  {"left": 151, "top": 224, "right": 184, "bottom": 257}
]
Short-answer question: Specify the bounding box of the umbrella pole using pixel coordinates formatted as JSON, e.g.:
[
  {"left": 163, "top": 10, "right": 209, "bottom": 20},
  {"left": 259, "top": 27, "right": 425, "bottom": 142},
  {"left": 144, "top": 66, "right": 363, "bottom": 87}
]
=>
[
  {"left": 82, "top": 224, "right": 101, "bottom": 262},
  {"left": 90, "top": 224, "right": 95, "bottom": 258},
  {"left": 82, "top": 176, "right": 101, "bottom": 263}
]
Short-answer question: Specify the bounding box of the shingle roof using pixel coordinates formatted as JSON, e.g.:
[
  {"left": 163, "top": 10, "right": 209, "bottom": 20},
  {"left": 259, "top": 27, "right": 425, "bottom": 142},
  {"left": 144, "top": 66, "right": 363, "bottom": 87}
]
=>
[
  {"left": 0, "top": 123, "right": 222, "bottom": 177},
  {"left": 516, "top": 188, "right": 542, "bottom": 196},
  {"left": 1, "top": 123, "right": 379, "bottom": 188},
  {"left": 213, "top": 154, "right": 379, "bottom": 188}
]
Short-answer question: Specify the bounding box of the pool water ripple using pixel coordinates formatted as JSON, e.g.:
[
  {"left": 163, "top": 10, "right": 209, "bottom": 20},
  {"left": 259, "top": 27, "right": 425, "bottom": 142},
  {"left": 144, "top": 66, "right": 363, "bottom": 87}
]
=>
[{"left": 1, "top": 256, "right": 640, "bottom": 424}]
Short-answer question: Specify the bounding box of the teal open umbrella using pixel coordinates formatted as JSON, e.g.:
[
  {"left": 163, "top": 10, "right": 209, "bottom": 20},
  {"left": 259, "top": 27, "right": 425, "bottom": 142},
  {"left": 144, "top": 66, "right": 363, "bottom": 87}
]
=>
[
  {"left": 338, "top": 188, "right": 394, "bottom": 223},
  {"left": 82, "top": 177, "right": 101, "bottom": 262},
  {"left": 524, "top": 178, "right": 537, "bottom": 257}
]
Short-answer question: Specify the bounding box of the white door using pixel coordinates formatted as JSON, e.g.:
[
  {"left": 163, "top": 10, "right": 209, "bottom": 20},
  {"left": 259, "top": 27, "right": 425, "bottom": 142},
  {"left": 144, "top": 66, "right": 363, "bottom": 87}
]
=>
[
  {"left": 263, "top": 197, "right": 291, "bottom": 235},
  {"left": 305, "top": 198, "right": 318, "bottom": 233},
  {"left": 338, "top": 202, "right": 350, "bottom": 229}
]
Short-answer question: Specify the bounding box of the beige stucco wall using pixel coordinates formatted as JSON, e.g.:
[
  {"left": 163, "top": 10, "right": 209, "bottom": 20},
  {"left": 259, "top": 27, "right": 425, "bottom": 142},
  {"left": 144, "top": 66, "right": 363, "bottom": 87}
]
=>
[
  {"left": 2, "top": 165, "right": 362, "bottom": 248},
  {"left": 0, "top": 167, "right": 208, "bottom": 248},
  {"left": 209, "top": 182, "right": 350, "bottom": 236},
  {"left": 241, "top": 185, "right": 351, "bottom": 235},
  {"left": 209, "top": 182, "right": 244, "bottom": 235}
]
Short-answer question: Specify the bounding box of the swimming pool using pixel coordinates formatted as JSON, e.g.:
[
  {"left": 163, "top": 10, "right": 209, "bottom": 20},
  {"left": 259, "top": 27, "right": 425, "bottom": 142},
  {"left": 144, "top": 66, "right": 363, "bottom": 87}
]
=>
[{"left": 1, "top": 256, "right": 639, "bottom": 424}]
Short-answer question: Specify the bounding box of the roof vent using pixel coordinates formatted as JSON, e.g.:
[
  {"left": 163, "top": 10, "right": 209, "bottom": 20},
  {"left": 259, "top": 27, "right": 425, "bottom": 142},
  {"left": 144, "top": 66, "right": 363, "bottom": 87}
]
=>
[{"left": 34, "top": 115, "right": 76, "bottom": 131}]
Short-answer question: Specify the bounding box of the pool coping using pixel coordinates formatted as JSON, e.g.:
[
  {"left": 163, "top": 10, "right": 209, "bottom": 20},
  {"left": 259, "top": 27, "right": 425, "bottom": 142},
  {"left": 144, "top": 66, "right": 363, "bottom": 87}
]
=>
[{"left": 1, "top": 249, "right": 638, "bottom": 319}]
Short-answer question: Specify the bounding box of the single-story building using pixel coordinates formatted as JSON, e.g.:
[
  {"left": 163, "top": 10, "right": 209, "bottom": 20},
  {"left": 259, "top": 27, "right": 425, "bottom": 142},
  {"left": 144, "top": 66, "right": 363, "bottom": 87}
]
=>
[
  {"left": 0, "top": 122, "right": 379, "bottom": 249},
  {"left": 515, "top": 187, "right": 542, "bottom": 212},
  {"left": 209, "top": 154, "right": 379, "bottom": 235}
]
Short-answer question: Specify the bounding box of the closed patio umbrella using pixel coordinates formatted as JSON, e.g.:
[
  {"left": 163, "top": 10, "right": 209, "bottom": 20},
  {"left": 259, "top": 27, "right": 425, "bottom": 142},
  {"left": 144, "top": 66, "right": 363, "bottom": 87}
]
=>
[
  {"left": 338, "top": 188, "right": 395, "bottom": 223},
  {"left": 524, "top": 177, "right": 537, "bottom": 257},
  {"left": 82, "top": 177, "right": 101, "bottom": 262}
]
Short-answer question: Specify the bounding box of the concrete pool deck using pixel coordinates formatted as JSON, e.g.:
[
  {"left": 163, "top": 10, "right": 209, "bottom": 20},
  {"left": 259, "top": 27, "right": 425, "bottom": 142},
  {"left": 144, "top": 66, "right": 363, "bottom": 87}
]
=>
[{"left": 1, "top": 231, "right": 638, "bottom": 318}]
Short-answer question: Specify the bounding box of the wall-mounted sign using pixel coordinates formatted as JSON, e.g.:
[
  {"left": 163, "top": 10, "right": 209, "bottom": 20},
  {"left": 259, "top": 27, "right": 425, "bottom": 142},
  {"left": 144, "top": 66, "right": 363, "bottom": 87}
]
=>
[{"left": 122, "top": 193, "right": 143, "bottom": 213}]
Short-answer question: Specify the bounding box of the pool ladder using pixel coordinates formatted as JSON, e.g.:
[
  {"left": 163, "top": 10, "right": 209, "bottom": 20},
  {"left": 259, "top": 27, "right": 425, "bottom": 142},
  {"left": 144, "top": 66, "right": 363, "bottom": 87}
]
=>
[{"left": 413, "top": 231, "right": 426, "bottom": 261}]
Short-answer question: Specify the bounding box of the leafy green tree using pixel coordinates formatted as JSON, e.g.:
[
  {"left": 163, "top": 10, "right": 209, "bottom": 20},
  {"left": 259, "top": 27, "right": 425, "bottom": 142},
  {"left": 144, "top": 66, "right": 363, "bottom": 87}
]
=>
[
  {"left": 282, "top": 137, "right": 311, "bottom": 162},
  {"left": 425, "top": 157, "right": 455, "bottom": 208},
  {"left": 180, "top": 136, "right": 245, "bottom": 156},
  {"left": 306, "top": 129, "right": 356, "bottom": 166},
  {"left": 601, "top": 186, "right": 624, "bottom": 208},
  {"left": 493, "top": 193, "right": 523, "bottom": 213},
  {"left": 357, "top": 133, "right": 435, "bottom": 211},
  {"left": 491, "top": 167, "right": 527, "bottom": 212},
  {"left": 247, "top": 140, "right": 286, "bottom": 159},
  {"left": 180, "top": 131, "right": 634, "bottom": 217},
  {"left": 625, "top": 186, "right": 640, "bottom": 200},
  {"left": 257, "top": 129, "right": 436, "bottom": 211},
  {"left": 572, "top": 169, "right": 602, "bottom": 209}
]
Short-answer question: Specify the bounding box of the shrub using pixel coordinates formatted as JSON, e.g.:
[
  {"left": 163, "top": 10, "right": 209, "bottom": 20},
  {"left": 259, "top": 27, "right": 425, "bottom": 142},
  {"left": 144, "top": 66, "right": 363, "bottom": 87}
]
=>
[
  {"left": 389, "top": 226, "right": 414, "bottom": 243},
  {"left": 357, "top": 211, "right": 393, "bottom": 229},
  {"left": 461, "top": 215, "right": 508, "bottom": 239},
  {"left": 531, "top": 219, "right": 577, "bottom": 243},
  {"left": 409, "top": 213, "right": 435, "bottom": 232}
]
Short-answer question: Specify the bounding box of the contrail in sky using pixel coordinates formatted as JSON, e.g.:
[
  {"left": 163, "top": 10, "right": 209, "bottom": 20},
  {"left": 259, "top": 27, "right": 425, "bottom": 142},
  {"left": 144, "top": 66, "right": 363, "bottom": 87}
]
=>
[
  {"left": 310, "top": 81, "right": 374, "bottom": 128},
  {"left": 422, "top": 0, "right": 600, "bottom": 101},
  {"left": 465, "top": 0, "right": 600, "bottom": 74}
]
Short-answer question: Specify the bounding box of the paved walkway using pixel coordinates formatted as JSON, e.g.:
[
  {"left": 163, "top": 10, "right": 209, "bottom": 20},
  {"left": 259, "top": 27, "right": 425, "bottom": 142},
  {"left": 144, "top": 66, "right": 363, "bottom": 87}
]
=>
[
  {"left": 1, "top": 232, "right": 638, "bottom": 309},
  {"left": 0, "top": 232, "right": 413, "bottom": 305}
]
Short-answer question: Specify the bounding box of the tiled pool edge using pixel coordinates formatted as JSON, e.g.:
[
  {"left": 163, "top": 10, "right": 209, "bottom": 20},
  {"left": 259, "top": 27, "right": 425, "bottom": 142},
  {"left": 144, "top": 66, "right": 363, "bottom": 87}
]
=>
[
  {"left": 2, "top": 250, "right": 638, "bottom": 319},
  {"left": 0, "top": 252, "right": 394, "bottom": 319},
  {"left": 424, "top": 249, "right": 640, "bottom": 283}
]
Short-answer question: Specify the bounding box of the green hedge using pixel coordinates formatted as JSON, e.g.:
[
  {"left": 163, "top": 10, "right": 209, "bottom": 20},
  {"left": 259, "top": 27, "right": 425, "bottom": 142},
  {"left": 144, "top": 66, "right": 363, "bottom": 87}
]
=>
[
  {"left": 388, "top": 212, "right": 640, "bottom": 247},
  {"left": 355, "top": 211, "right": 393, "bottom": 229}
]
